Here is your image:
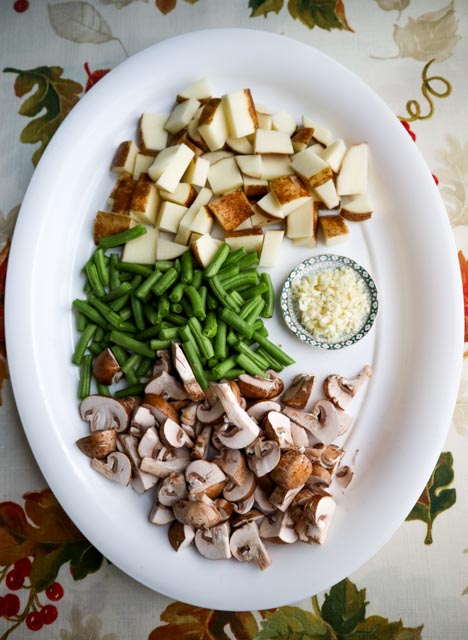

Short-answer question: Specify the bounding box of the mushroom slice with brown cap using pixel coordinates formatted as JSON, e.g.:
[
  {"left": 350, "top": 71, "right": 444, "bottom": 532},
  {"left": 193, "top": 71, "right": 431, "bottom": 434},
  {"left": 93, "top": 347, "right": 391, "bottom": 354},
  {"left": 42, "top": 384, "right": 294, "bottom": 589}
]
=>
[
  {"left": 283, "top": 402, "right": 341, "bottom": 446},
  {"left": 245, "top": 438, "right": 280, "bottom": 477},
  {"left": 230, "top": 521, "right": 272, "bottom": 571},
  {"left": 158, "top": 472, "right": 188, "bottom": 506},
  {"left": 145, "top": 371, "right": 188, "bottom": 401},
  {"left": 305, "top": 463, "right": 332, "bottom": 493},
  {"left": 321, "top": 445, "right": 344, "bottom": 470},
  {"left": 196, "top": 399, "right": 225, "bottom": 425},
  {"left": 323, "top": 365, "right": 372, "bottom": 410},
  {"left": 185, "top": 460, "right": 226, "bottom": 499},
  {"left": 223, "top": 470, "right": 256, "bottom": 503},
  {"left": 281, "top": 374, "right": 315, "bottom": 409},
  {"left": 80, "top": 396, "right": 130, "bottom": 433},
  {"left": 141, "top": 456, "right": 190, "bottom": 478},
  {"left": 195, "top": 522, "right": 231, "bottom": 560},
  {"left": 254, "top": 485, "right": 276, "bottom": 515},
  {"left": 168, "top": 521, "right": 195, "bottom": 551},
  {"left": 232, "top": 509, "right": 264, "bottom": 529},
  {"left": 137, "top": 426, "right": 161, "bottom": 459},
  {"left": 214, "top": 448, "right": 250, "bottom": 486},
  {"left": 191, "top": 425, "right": 212, "bottom": 460},
  {"left": 161, "top": 418, "right": 194, "bottom": 449},
  {"left": 118, "top": 434, "right": 158, "bottom": 493},
  {"left": 263, "top": 412, "right": 294, "bottom": 450},
  {"left": 131, "top": 406, "right": 156, "bottom": 436},
  {"left": 233, "top": 493, "right": 256, "bottom": 515},
  {"left": 90, "top": 452, "right": 131, "bottom": 486},
  {"left": 270, "top": 485, "right": 303, "bottom": 512},
  {"left": 181, "top": 402, "right": 199, "bottom": 427},
  {"left": 143, "top": 394, "right": 179, "bottom": 425},
  {"left": 76, "top": 429, "right": 116, "bottom": 459},
  {"left": 152, "top": 349, "right": 173, "bottom": 376},
  {"left": 214, "top": 498, "right": 235, "bottom": 522},
  {"left": 335, "top": 465, "right": 354, "bottom": 488},
  {"left": 212, "top": 383, "right": 260, "bottom": 449},
  {"left": 259, "top": 510, "right": 298, "bottom": 544},
  {"left": 281, "top": 405, "right": 321, "bottom": 438},
  {"left": 301, "top": 495, "right": 336, "bottom": 544},
  {"left": 237, "top": 371, "right": 284, "bottom": 399},
  {"left": 290, "top": 422, "right": 309, "bottom": 449},
  {"left": 173, "top": 500, "right": 222, "bottom": 528},
  {"left": 92, "top": 348, "right": 123, "bottom": 386},
  {"left": 149, "top": 502, "right": 175, "bottom": 525},
  {"left": 271, "top": 450, "right": 312, "bottom": 490},
  {"left": 247, "top": 400, "right": 281, "bottom": 422},
  {"left": 172, "top": 343, "right": 205, "bottom": 402},
  {"left": 117, "top": 395, "right": 141, "bottom": 415}
]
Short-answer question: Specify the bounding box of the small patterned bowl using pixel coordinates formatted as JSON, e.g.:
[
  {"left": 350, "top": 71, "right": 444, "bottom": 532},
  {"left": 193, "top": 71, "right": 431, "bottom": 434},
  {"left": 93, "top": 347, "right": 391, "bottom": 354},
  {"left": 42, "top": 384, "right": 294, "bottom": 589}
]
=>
[{"left": 280, "top": 254, "right": 378, "bottom": 350}]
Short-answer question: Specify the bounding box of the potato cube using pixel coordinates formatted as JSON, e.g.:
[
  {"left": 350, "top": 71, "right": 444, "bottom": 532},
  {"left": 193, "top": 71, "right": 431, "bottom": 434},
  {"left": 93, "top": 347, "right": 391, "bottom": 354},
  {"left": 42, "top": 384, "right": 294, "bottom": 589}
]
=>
[
  {"left": 111, "top": 140, "right": 139, "bottom": 174},
  {"left": 137, "top": 114, "right": 169, "bottom": 153},
  {"left": 208, "top": 189, "right": 253, "bottom": 231},
  {"left": 208, "top": 156, "right": 243, "bottom": 195},
  {"left": 319, "top": 215, "right": 350, "bottom": 246},
  {"left": 93, "top": 211, "right": 132, "bottom": 245},
  {"left": 129, "top": 173, "right": 160, "bottom": 225},
  {"left": 158, "top": 202, "right": 188, "bottom": 233},
  {"left": 107, "top": 172, "right": 135, "bottom": 214}
]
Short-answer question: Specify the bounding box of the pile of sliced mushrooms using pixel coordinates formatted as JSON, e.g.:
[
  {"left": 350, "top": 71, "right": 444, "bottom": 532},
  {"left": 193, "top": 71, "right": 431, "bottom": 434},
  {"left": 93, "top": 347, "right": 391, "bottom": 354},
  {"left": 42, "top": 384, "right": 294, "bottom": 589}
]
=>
[{"left": 77, "top": 343, "right": 371, "bottom": 570}]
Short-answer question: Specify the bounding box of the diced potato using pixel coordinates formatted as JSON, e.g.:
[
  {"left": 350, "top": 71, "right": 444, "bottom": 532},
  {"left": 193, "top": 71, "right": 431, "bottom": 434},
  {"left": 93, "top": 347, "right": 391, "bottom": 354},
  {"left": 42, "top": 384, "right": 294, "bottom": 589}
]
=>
[
  {"left": 336, "top": 143, "right": 368, "bottom": 196},
  {"left": 224, "top": 229, "right": 264, "bottom": 254},
  {"left": 257, "top": 112, "right": 272, "bottom": 130},
  {"left": 137, "top": 114, "right": 168, "bottom": 153},
  {"left": 291, "top": 127, "right": 314, "bottom": 153},
  {"left": 129, "top": 173, "right": 160, "bottom": 225},
  {"left": 189, "top": 205, "right": 214, "bottom": 235},
  {"left": 159, "top": 182, "right": 197, "bottom": 207},
  {"left": 208, "top": 189, "right": 253, "bottom": 231},
  {"left": 165, "top": 98, "right": 201, "bottom": 135},
  {"left": 184, "top": 156, "right": 210, "bottom": 187},
  {"left": 177, "top": 78, "right": 212, "bottom": 102},
  {"left": 259, "top": 230, "right": 284, "bottom": 268},
  {"left": 189, "top": 232, "right": 203, "bottom": 249},
  {"left": 175, "top": 187, "right": 213, "bottom": 243},
  {"left": 158, "top": 201, "right": 188, "bottom": 233},
  {"left": 198, "top": 98, "right": 228, "bottom": 151},
  {"left": 318, "top": 139, "right": 347, "bottom": 173},
  {"left": 192, "top": 234, "right": 224, "bottom": 267},
  {"left": 256, "top": 191, "right": 284, "bottom": 219},
  {"left": 148, "top": 146, "right": 179, "bottom": 181},
  {"left": 302, "top": 116, "right": 333, "bottom": 146},
  {"left": 207, "top": 156, "right": 243, "bottom": 195},
  {"left": 254, "top": 129, "right": 294, "bottom": 155},
  {"left": 260, "top": 154, "right": 293, "bottom": 180},
  {"left": 318, "top": 215, "right": 350, "bottom": 246},
  {"left": 156, "top": 237, "right": 189, "bottom": 260},
  {"left": 286, "top": 201, "right": 318, "bottom": 239},
  {"left": 93, "top": 211, "right": 132, "bottom": 245},
  {"left": 226, "top": 136, "right": 254, "bottom": 155},
  {"left": 243, "top": 175, "right": 269, "bottom": 199},
  {"left": 156, "top": 144, "right": 195, "bottom": 193},
  {"left": 250, "top": 208, "right": 281, "bottom": 228},
  {"left": 270, "top": 175, "right": 311, "bottom": 215},
  {"left": 235, "top": 154, "right": 262, "bottom": 179},
  {"left": 291, "top": 148, "right": 333, "bottom": 188},
  {"left": 202, "top": 150, "right": 234, "bottom": 164},
  {"left": 187, "top": 106, "right": 205, "bottom": 146},
  {"left": 108, "top": 171, "right": 135, "bottom": 214},
  {"left": 292, "top": 236, "right": 317, "bottom": 248},
  {"left": 122, "top": 226, "right": 158, "bottom": 263},
  {"left": 111, "top": 140, "right": 139, "bottom": 174},
  {"left": 272, "top": 111, "right": 296, "bottom": 136},
  {"left": 235, "top": 216, "right": 254, "bottom": 231},
  {"left": 312, "top": 180, "right": 340, "bottom": 210},
  {"left": 340, "top": 193, "right": 373, "bottom": 221},
  {"left": 133, "top": 153, "right": 155, "bottom": 180},
  {"left": 222, "top": 89, "right": 258, "bottom": 138}
]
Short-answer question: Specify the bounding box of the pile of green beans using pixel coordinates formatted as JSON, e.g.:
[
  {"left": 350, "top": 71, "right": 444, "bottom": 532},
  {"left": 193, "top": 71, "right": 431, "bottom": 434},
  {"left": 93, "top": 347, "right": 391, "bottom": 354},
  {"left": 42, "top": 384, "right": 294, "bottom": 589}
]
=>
[{"left": 72, "top": 229, "right": 295, "bottom": 398}]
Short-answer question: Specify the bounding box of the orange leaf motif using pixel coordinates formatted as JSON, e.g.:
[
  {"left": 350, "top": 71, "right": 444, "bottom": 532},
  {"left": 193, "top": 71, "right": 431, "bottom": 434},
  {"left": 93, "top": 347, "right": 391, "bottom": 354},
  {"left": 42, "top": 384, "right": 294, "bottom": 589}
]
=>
[{"left": 458, "top": 250, "right": 468, "bottom": 342}]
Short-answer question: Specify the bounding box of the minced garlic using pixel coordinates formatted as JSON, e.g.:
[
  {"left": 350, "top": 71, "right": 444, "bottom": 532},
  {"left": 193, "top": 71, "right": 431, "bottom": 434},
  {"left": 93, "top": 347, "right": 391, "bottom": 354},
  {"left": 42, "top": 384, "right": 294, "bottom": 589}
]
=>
[{"left": 292, "top": 266, "right": 370, "bottom": 342}]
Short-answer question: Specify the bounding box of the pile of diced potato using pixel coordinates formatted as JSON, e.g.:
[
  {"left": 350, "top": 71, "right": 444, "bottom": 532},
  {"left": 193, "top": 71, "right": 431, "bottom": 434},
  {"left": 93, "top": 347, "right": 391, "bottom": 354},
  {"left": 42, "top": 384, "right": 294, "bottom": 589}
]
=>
[{"left": 94, "top": 79, "right": 373, "bottom": 267}]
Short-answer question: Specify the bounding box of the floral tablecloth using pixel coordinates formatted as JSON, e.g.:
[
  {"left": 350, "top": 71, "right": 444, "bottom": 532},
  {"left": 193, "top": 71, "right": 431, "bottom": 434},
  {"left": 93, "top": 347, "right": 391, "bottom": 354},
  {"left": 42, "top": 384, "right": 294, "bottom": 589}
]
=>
[{"left": 1, "top": 1, "right": 467, "bottom": 638}]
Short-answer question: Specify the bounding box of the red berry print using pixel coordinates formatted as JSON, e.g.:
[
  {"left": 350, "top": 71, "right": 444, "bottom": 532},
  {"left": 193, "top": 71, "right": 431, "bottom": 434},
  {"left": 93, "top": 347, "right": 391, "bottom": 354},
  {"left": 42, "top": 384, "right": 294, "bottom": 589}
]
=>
[
  {"left": 26, "top": 611, "right": 43, "bottom": 631},
  {"left": 6, "top": 569, "right": 24, "bottom": 591},
  {"left": 45, "top": 581, "right": 64, "bottom": 601},
  {"left": 3, "top": 594, "right": 20, "bottom": 617},
  {"left": 400, "top": 119, "right": 416, "bottom": 141},
  {"left": 0, "top": 596, "right": 4, "bottom": 617},
  {"left": 42, "top": 604, "right": 58, "bottom": 625},
  {"left": 433, "top": 173, "right": 439, "bottom": 186},
  {"left": 14, "top": 0, "right": 29, "bottom": 12},
  {"left": 84, "top": 62, "right": 111, "bottom": 92},
  {"left": 14, "top": 557, "right": 32, "bottom": 577}
]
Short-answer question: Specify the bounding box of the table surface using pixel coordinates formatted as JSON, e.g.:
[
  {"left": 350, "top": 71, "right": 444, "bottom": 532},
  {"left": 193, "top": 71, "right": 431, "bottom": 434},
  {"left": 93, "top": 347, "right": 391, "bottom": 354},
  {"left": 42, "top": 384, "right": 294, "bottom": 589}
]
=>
[{"left": 1, "top": 1, "right": 468, "bottom": 638}]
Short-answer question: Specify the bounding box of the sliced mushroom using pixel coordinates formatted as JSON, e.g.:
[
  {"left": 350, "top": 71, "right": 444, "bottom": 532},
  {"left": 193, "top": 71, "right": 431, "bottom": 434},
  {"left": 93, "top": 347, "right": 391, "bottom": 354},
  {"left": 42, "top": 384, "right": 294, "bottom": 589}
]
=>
[
  {"left": 172, "top": 342, "right": 205, "bottom": 401},
  {"left": 283, "top": 402, "right": 341, "bottom": 446},
  {"left": 190, "top": 424, "right": 212, "bottom": 460},
  {"left": 161, "top": 418, "right": 194, "bottom": 448},
  {"left": 76, "top": 429, "right": 116, "bottom": 459},
  {"left": 118, "top": 395, "right": 141, "bottom": 415},
  {"left": 168, "top": 521, "right": 195, "bottom": 551},
  {"left": 304, "top": 444, "right": 325, "bottom": 463},
  {"left": 80, "top": 395, "right": 130, "bottom": 433},
  {"left": 254, "top": 485, "right": 276, "bottom": 514},
  {"left": 301, "top": 495, "right": 336, "bottom": 544},
  {"left": 196, "top": 399, "right": 225, "bottom": 425},
  {"left": 152, "top": 349, "right": 173, "bottom": 376},
  {"left": 223, "top": 470, "right": 256, "bottom": 503},
  {"left": 232, "top": 509, "right": 264, "bottom": 528},
  {"left": 237, "top": 371, "right": 284, "bottom": 399},
  {"left": 137, "top": 426, "right": 161, "bottom": 459},
  {"left": 271, "top": 450, "right": 312, "bottom": 490},
  {"left": 140, "top": 456, "right": 190, "bottom": 478},
  {"left": 158, "top": 472, "right": 188, "bottom": 506},
  {"left": 290, "top": 422, "right": 309, "bottom": 449},
  {"left": 305, "top": 463, "right": 332, "bottom": 492},
  {"left": 172, "top": 500, "right": 222, "bottom": 528},
  {"left": 229, "top": 521, "right": 272, "bottom": 571},
  {"left": 281, "top": 374, "right": 315, "bottom": 409},
  {"left": 321, "top": 445, "right": 344, "bottom": 470},
  {"left": 337, "top": 409, "right": 354, "bottom": 436},
  {"left": 143, "top": 394, "right": 179, "bottom": 425},
  {"left": 282, "top": 405, "right": 322, "bottom": 438},
  {"left": 195, "top": 522, "right": 231, "bottom": 559},
  {"left": 269, "top": 485, "right": 303, "bottom": 512},
  {"left": 90, "top": 452, "right": 131, "bottom": 486},
  {"left": 185, "top": 460, "right": 226, "bottom": 499},
  {"left": 259, "top": 510, "right": 298, "bottom": 544},
  {"left": 149, "top": 502, "right": 175, "bottom": 525},
  {"left": 131, "top": 406, "right": 156, "bottom": 436},
  {"left": 181, "top": 402, "right": 199, "bottom": 427},
  {"left": 263, "top": 412, "right": 294, "bottom": 449},
  {"left": 335, "top": 465, "right": 353, "bottom": 488},
  {"left": 214, "top": 449, "right": 250, "bottom": 486},
  {"left": 214, "top": 498, "right": 235, "bottom": 522},
  {"left": 118, "top": 434, "right": 157, "bottom": 493},
  {"left": 92, "top": 348, "right": 123, "bottom": 386},
  {"left": 245, "top": 438, "right": 281, "bottom": 477},
  {"left": 323, "top": 365, "right": 372, "bottom": 410},
  {"left": 145, "top": 370, "right": 188, "bottom": 400},
  {"left": 246, "top": 400, "right": 281, "bottom": 422},
  {"left": 232, "top": 493, "right": 256, "bottom": 514},
  {"left": 212, "top": 382, "right": 260, "bottom": 448}
]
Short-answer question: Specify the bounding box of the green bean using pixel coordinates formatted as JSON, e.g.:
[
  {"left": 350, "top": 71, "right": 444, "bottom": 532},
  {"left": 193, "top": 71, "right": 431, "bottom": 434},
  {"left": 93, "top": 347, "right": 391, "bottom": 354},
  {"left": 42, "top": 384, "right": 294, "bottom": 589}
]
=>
[
  {"left": 188, "top": 318, "right": 214, "bottom": 360},
  {"left": 173, "top": 258, "right": 181, "bottom": 273},
  {"left": 207, "top": 357, "right": 218, "bottom": 369},
  {"left": 209, "top": 276, "right": 241, "bottom": 312},
  {"left": 230, "top": 291, "right": 244, "bottom": 307},
  {"left": 94, "top": 248, "right": 110, "bottom": 288},
  {"left": 214, "top": 320, "right": 227, "bottom": 359},
  {"left": 245, "top": 298, "right": 266, "bottom": 325},
  {"left": 260, "top": 273, "right": 275, "bottom": 318},
  {"left": 253, "top": 331, "right": 295, "bottom": 366},
  {"left": 109, "top": 253, "right": 120, "bottom": 289},
  {"left": 72, "top": 324, "right": 97, "bottom": 365},
  {"left": 85, "top": 262, "right": 106, "bottom": 298},
  {"left": 128, "top": 275, "right": 143, "bottom": 292},
  {"left": 192, "top": 269, "right": 203, "bottom": 289},
  {"left": 235, "top": 352, "right": 266, "bottom": 377},
  {"left": 117, "top": 262, "right": 153, "bottom": 277},
  {"left": 218, "top": 264, "right": 240, "bottom": 282},
  {"left": 182, "top": 341, "right": 208, "bottom": 389},
  {"left": 180, "top": 297, "right": 193, "bottom": 318},
  {"left": 253, "top": 319, "right": 265, "bottom": 331},
  {"left": 153, "top": 267, "right": 178, "bottom": 296},
  {"left": 97, "top": 383, "right": 111, "bottom": 397},
  {"left": 199, "top": 286, "right": 207, "bottom": 313},
  {"left": 101, "top": 282, "right": 132, "bottom": 303},
  {"left": 88, "top": 296, "right": 123, "bottom": 329},
  {"left": 212, "top": 356, "right": 238, "bottom": 380},
  {"left": 131, "top": 295, "right": 146, "bottom": 331},
  {"left": 220, "top": 308, "right": 254, "bottom": 340},
  {"left": 165, "top": 312, "right": 186, "bottom": 327},
  {"left": 170, "top": 303, "right": 183, "bottom": 314},
  {"left": 94, "top": 326, "right": 105, "bottom": 343},
  {"left": 110, "top": 293, "right": 130, "bottom": 312},
  {"left": 240, "top": 296, "right": 263, "bottom": 320},
  {"left": 150, "top": 339, "right": 172, "bottom": 350},
  {"left": 235, "top": 341, "right": 270, "bottom": 370},
  {"left": 155, "top": 260, "right": 174, "bottom": 272},
  {"left": 135, "top": 356, "right": 152, "bottom": 378},
  {"left": 178, "top": 325, "right": 201, "bottom": 359},
  {"left": 239, "top": 282, "right": 269, "bottom": 299},
  {"left": 181, "top": 250, "right": 194, "bottom": 284},
  {"left": 222, "top": 271, "right": 259, "bottom": 291},
  {"left": 256, "top": 347, "right": 284, "bottom": 372},
  {"left": 83, "top": 281, "right": 92, "bottom": 296},
  {"left": 221, "top": 368, "right": 246, "bottom": 380},
  {"left": 204, "top": 243, "right": 230, "bottom": 278},
  {"left": 203, "top": 311, "right": 217, "bottom": 339},
  {"left": 157, "top": 295, "right": 170, "bottom": 318},
  {"left": 121, "top": 353, "right": 141, "bottom": 376},
  {"left": 169, "top": 282, "right": 186, "bottom": 303},
  {"left": 119, "top": 321, "right": 137, "bottom": 334},
  {"left": 76, "top": 311, "right": 87, "bottom": 332},
  {"left": 78, "top": 354, "right": 93, "bottom": 399},
  {"left": 73, "top": 299, "right": 108, "bottom": 329},
  {"left": 238, "top": 252, "right": 259, "bottom": 271},
  {"left": 136, "top": 270, "right": 163, "bottom": 300},
  {"left": 142, "top": 303, "right": 160, "bottom": 326},
  {"left": 88, "top": 342, "right": 105, "bottom": 356},
  {"left": 114, "top": 383, "right": 146, "bottom": 398},
  {"left": 118, "top": 271, "right": 133, "bottom": 282},
  {"left": 99, "top": 224, "right": 147, "bottom": 249},
  {"left": 226, "top": 330, "right": 239, "bottom": 348},
  {"left": 110, "top": 345, "right": 129, "bottom": 367},
  {"left": 223, "top": 247, "right": 248, "bottom": 268},
  {"left": 159, "top": 327, "right": 180, "bottom": 341},
  {"left": 110, "top": 331, "right": 155, "bottom": 358},
  {"left": 206, "top": 293, "right": 218, "bottom": 311},
  {"left": 119, "top": 307, "right": 133, "bottom": 322},
  {"left": 185, "top": 286, "right": 206, "bottom": 320},
  {"left": 135, "top": 325, "right": 162, "bottom": 341}
]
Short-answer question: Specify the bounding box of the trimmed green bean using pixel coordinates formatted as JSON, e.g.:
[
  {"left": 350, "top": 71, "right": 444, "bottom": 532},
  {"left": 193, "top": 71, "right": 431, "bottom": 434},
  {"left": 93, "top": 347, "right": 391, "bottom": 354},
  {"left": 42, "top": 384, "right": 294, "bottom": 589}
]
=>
[
  {"left": 155, "top": 260, "right": 174, "bottom": 272},
  {"left": 88, "top": 342, "right": 105, "bottom": 356},
  {"left": 110, "top": 293, "right": 130, "bottom": 312},
  {"left": 150, "top": 339, "right": 172, "bottom": 350},
  {"left": 253, "top": 331, "right": 295, "bottom": 366},
  {"left": 238, "top": 252, "right": 259, "bottom": 271},
  {"left": 78, "top": 354, "right": 93, "bottom": 399},
  {"left": 192, "top": 269, "right": 203, "bottom": 289},
  {"left": 99, "top": 224, "right": 147, "bottom": 249},
  {"left": 181, "top": 250, "right": 194, "bottom": 284},
  {"left": 135, "top": 356, "right": 152, "bottom": 378},
  {"left": 72, "top": 324, "right": 97, "bottom": 365},
  {"left": 94, "top": 248, "right": 110, "bottom": 288},
  {"left": 199, "top": 286, "right": 207, "bottom": 314},
  {"left": 119, "top": 307, "right": 133, "bottom": 322},
  {"left": 76, "top": 311, "right": 87, "bottom": 332},
  {"left": 212, "top": 356, "right": 238, "bottom": 380},
  {"left": 111, "top": 345, "right": 129, "bottom": 367},
  {"left": 178, "top": 325, "right": 201, "bottom": 359},
  {"left": 159, "top": 327, "right": 180, "bottom": 341},
  {"left": 206, "top": 292, "right": 218, "bottom": 311},
  {"left": 170, "top": 303, "right": 183, "bottom": 314},
  {"left": 114, "top": 383, "right": 146, "bottom": 398},
  {"left": 142, "top": 303, "right": 160, "bottom": 326},
  {"left": 260, "top": 272, "right": 275, "bottom": 318},
  {"left": 220, "top": 308, "right": 254, "bottom": 340},
  {"left": 235, "top": 352, "right": 266, "bottom": 377},
  {"left": 230, "top": 291, "right": 244, "bottom": 307},
  {"left": 256, "top": 347, "right": 284, "bottom": 372},
  {"left": 185, "top": 286, "right": 206, "bottom": 320},
  {"left": 119, "top": 321, "right": 137, "bottom": 334},
  {"left": 101, "top": 282, "right": 132, "bottom": 303},
  {"left": 226, "top": 330, "right": 239, "bottom": 348},
  {"left": 204, "top": 243, "right": 230, "bottom": 278},
  {"left": 97, "top": 383, "right": 111, "bottom": 397},
  {"left": 72, "top": 299, "right": 108, "bottom": 329},
  {"left": 214, "top": 320, "right": 227, "bottom": 359},
  {"left": 85, "top": 262, "right": 106, "bottom": 298},
  {"left": 240, "top": 296, "right": 263, "bottom": 320},
  {"left": 94, "top": 326, "right": 105, "bottom": 343},
  {"left": 217, "top": 264, "right": 240, "bottom": 282},
  {"left": 223, "top": 247, "right": 248, "bottom": 268},
  {"left": 135, "top": 325, "right": 162, "bottom": 341},
  {"left": 180, "top": 296, "right": 193, "bottom": 319},
  {"left": 88, "top": 296, "right": 123, "bottom": 329},
  {"left": 117, "top": 262, "right": 153, "bottom": 277},
  {"left": 239, "top": 282, "right": 269, "bottom": 299},
  {"left": 165, "top": 312, "right": 186, "bottom": 327},
  {"left": 188, "top": 317, "right": 214, "bottom": 360},
  {"left": 235, "top": 341, "right": 269, "bottom": 370},
  {"left": 209, "top": 276, "right": 241, "bottom": 312},
  {"left": 220, "top": 368, "right": 245, "bottom": 380},
  {"left": 203, "top": 311, "right": 218, "bottom": 339},
  {"left": 135, "top": 270, "right": 163, "bottom": 300},
  {"left": 110, "top": 331, "right": 155, "bottom": 358},
  {"left": 169, "top": 282, "right": 186, "bottom": 303},
  {"left": 153, "top": 267, "right": 178, "bottom": 296},
  {"left": 109, "top": 253, "right": 120, "bottom": 289},
  {"left": 182, "top": 341, "right": 208, "bottom": 388},
  {"left": 245, "top": 298, "right": 266, "bottom": 325},
  {"left": 222, "top": 271, "right": 259, "bottom": 291},
  {"left": 121, "top": 353, "right": 141, "bottom": 376},
  {"left": 157, "top": 295, "right": 170, "bottom": 318},
  {"left": 131, "top": 295, "right": 146, "bottom": 331}
]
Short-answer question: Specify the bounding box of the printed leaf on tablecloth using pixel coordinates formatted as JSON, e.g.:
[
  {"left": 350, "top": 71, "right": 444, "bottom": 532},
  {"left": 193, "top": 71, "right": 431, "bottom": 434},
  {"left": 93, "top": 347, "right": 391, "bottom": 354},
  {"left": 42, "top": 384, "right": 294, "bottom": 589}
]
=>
[
  {"left": 49, "top": 1, "right": 114, "bottom": 44},
  {"left": 287, "top": 0, "right": 354, "bottom": 32},
  {"left": 375, "top": 0, "right": 409, "bottom": 11},
  {"left": 436, "top": 135, "right": 468, "bottom": 227},
  {"left": 393, "top": 0, "right": 460, "bottom": 62},
  {"left": 3, "top": 66, "right": 82, "bottom": 165},
  {"left": 346, "top": 616, "right": 423, "bottom": 639},
  {"left": 148, "top": 602, "right": 259, "bottom": 639},
  {"left": 320, "top": 579, "right": 367, "bottom": 635},
  {"left": 249, "top": 0, "right": 284, "bottom": 17},
  {"left": 406, "top": 452, "right": 456, "bottom": 544},
  {"left": 255, "top": 606, "right": 336, "bottom": 639}
]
